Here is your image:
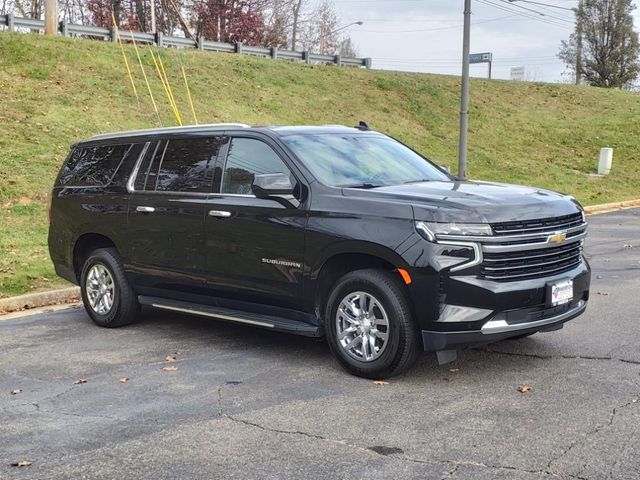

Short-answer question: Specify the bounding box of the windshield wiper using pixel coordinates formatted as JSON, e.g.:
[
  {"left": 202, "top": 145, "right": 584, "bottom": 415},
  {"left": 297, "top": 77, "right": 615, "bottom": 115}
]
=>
[
  {"left": 342, "top": 183, "right": 384, "bottom": 189},
  {"left": 402, "top": 179, "right": 433, "bottom": 185}
]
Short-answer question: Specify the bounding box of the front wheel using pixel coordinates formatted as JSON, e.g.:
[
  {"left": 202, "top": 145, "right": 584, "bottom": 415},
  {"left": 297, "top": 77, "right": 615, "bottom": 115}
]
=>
[
  {"left": 325, "top": 269, "right": 421, "bottom": 379},
  {"left": 80, "top": 247, "right": 139, "bottom": 328}
]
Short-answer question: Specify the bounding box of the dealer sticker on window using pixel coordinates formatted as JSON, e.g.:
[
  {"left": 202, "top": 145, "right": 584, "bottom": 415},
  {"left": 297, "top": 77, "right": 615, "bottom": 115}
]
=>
[{"left": 550, "top": 280, "right": 573, "bottom": 306}]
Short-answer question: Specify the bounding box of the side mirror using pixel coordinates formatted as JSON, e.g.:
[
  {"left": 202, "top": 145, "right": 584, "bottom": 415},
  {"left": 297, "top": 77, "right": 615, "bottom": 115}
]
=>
[{"left": 252, "top": 173, "right": 294, "bottom": 199}]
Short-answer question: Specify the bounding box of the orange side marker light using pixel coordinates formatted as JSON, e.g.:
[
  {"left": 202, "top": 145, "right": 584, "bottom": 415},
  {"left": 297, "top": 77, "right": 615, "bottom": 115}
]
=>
[{"left": 397, "top": 268, "right": 412, "bottom": 285}]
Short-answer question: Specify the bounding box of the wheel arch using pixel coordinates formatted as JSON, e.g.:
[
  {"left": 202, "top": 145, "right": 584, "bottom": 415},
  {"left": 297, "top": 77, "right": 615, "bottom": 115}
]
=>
[
  {"left": 72, "top": 233, "right": 118, "bottom": 281},
  {"left": 312, "top": 245, "right": 412, "bottom": 321}
]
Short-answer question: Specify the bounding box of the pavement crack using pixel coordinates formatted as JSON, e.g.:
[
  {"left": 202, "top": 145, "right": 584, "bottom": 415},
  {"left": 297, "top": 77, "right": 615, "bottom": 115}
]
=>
[
  {"left": 547, "top": 395, "right": 639, "bottom": 474},
  {"left": 216, "top": 383, "right": 381, "bottom": 454},
  {"left": 400, "top": 456, "right": 587, "bottom": 479},
  {"left": 476, "top": 348, "right": 640, "bottom": 366}
]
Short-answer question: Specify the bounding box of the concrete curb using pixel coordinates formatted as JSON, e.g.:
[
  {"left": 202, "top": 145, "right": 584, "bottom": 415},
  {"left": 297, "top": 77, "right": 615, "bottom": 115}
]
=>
[
  {"left": 0, "top": 200, "right": 638, "bottom": 316},
  {"left": 0, "top": 287, "right": 80, "bottom": 315},
  {"left": 584, "top": 199, "right": 640, "bottom": 216}
]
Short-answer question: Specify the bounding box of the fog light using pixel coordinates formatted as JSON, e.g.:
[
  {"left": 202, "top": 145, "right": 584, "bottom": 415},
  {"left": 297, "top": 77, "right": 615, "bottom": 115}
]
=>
[{"left": 438, "top": 304, "right": 493, "bottom": 323}]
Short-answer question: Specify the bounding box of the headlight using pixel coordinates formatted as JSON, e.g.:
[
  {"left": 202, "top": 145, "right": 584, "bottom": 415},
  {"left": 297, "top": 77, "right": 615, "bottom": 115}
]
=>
[{"left": 416, "top": 221, "right": 492, "bottom": 241}]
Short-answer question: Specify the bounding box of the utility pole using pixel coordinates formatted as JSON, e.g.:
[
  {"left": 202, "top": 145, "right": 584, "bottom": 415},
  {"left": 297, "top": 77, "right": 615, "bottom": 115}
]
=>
[
  {"left": 44, "top": 0, "right": 57, "bottom": 35},
  {"left": 458, "top": 0, "right": 472, "bottom": 179},
  {"left": 575, "top": 0, "right": 583, "bottom": 85}
]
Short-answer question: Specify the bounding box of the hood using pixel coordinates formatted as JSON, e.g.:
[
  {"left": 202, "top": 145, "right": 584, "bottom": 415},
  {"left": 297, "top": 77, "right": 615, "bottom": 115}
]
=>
[{"left": 342, "top": 180, "right": 582, "bottom": 224}]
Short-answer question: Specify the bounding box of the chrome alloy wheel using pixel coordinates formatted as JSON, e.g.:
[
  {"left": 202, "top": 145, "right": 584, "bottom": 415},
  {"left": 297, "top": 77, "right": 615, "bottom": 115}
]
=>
[
  {"left": 336, "top": 291, "right": 390, "bottom": 362},
  {"left": 85, "top": 263, "right": 115, "bottom": 315}
]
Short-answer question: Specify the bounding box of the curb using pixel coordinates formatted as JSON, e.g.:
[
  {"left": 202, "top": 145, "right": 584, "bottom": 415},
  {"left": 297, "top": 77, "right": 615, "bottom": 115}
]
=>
[
  {"left": 0, "top": 200, "right": 638, "bottom": 316},
  {"left": 0, "top": 287, "right": 80, "bottom": 315},
  {"left": 584, "top": 199, "right": 640, "bottom": 216}
]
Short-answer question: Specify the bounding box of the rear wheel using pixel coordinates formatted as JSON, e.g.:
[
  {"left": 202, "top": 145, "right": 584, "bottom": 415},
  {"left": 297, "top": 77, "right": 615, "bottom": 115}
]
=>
[
  {"left": 325, "top": 269, "right": 421, "bottom": 379},
  {"left": 80, "top": 248, "right": 138, "bottom": 328}
]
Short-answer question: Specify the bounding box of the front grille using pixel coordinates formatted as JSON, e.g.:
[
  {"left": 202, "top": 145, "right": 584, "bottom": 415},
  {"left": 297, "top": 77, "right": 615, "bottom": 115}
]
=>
[
  {"left": 491, "top": 212, "right": 584, "bottom": 236},
  {"left": 475, "top": 212, "right": 587, "bottom": 281},
  {"left": 481, "top": 242, "right": 583, "bottom": 281}
]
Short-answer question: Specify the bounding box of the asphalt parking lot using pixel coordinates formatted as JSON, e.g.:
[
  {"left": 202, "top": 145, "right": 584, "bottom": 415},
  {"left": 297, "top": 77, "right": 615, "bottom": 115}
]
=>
[{"left": 1, "top": 208, "right": 638, "bottom": 480}]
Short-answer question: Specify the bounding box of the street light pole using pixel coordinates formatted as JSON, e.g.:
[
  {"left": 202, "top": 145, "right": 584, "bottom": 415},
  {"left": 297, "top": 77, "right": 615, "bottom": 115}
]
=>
[
  {"left": 323, "top": 21, "right": 363, "bottom": 55},
  {"left": 458, "top": 0, "right": 472, "bottom": 179},
  {"left": 575, "top": 0, "right": 583, "bottom": 85}
]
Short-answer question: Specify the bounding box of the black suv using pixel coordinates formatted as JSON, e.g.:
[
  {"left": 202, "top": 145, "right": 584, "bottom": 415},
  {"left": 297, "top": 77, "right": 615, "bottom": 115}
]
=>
[{"left": 49, "top": 124, "right": 591, "bottom": 378}]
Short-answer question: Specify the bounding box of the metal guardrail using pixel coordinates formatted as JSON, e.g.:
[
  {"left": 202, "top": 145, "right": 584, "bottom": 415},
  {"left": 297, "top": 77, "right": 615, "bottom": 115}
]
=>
[{"left": 0, "top": 14, "right": 372, "bottom": 68}]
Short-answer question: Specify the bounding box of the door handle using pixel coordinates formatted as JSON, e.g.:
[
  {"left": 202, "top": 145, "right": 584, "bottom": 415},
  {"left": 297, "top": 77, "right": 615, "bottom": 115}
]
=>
[
  {"left": 209, "top": 210, "right": 232, "bottom": 218},
  {"left": 136, "top": 206, "right": 156, "bottom": 213}
]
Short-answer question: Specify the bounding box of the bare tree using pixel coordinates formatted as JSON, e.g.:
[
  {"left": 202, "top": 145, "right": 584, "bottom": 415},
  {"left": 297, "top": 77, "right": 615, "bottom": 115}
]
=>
[{"left": 338, "top": 36, "right": 357, "bottom": 57}]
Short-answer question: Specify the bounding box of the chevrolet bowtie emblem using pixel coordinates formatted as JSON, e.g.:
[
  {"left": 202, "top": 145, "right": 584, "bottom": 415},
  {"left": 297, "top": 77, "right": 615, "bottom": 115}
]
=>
[{"left": 548, "top": 232, "right": 567, "bottom": 244}]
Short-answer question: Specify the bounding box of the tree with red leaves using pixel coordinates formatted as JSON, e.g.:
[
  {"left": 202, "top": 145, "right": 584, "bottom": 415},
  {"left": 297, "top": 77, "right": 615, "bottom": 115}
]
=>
[{"left": 193, "top": 0, "right": 266, "bottom": 46}]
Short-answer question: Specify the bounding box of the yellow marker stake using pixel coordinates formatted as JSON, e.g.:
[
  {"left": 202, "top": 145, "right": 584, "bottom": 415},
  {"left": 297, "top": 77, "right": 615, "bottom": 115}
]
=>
[
  {"left": 157, "top": 52, "right": 182, "bottom": 126},
  {"left": 150, "top": 50, "right": 181, "bottom": 125},
  {"left": 181, "top": 66, "right": 198, "bottom": 125},
  {"left": 129, "top": 31, "right": 162, "bottom": 126},
  {"left": 112, "top": 14, "right": 140, "bottom": 105}
]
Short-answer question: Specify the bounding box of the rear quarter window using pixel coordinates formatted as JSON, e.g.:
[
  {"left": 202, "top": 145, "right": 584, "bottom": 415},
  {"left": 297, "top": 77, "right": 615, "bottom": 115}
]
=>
[{"left": 57, "top": 143, "right": 136, "bottom": 187}]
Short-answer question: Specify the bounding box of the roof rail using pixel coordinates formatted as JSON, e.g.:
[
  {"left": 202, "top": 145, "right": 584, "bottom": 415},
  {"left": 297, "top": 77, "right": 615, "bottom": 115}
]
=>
[
  {"left": 202, "top": 123, "right": 251, "bottom": 128},
  {"left": 87, "top": 123, "right": 252, "bottom": 142}
]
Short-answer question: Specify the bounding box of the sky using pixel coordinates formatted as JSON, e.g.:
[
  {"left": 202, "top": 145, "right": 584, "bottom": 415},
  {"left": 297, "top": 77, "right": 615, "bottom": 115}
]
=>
[{"left": 332, "top": 0, "right": 640, "bottom": 83}]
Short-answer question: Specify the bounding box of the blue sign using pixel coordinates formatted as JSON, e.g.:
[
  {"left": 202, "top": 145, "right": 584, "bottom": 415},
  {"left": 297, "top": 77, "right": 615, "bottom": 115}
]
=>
[{"left": 469, "top": 52, "right": 493, "bottom": 64}]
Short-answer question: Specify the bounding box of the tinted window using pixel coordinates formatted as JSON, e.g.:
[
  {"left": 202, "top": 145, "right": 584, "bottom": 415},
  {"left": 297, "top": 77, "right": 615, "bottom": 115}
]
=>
[
  {"left": 221, "top": 138, "right": 290, "bottom": 195},
  {"left": 134, "top": 141, "right": 166, "bottom": 191},
  {"left": 154, "top": 137, "right": 222, "bottom": 192},
  {"left": 58, "top": 143, "right": 134, "bottom": 187},
  {"left": 282, "top": 134, "right": 449, "bottom": 188},
  {"left": 134, "top": 141, "right": 161, "bottom": 191}
]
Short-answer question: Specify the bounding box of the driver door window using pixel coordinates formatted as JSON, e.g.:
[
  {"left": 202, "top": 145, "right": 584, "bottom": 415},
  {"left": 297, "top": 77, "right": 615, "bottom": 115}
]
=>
[{"left": 221, "top": 138, "right": 290, "bottom": 195}]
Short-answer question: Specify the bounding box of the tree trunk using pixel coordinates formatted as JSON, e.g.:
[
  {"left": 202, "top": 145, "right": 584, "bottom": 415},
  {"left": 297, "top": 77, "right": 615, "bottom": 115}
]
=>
[{"left": 291, "top": 0, "right": 302, "bottom": 50}]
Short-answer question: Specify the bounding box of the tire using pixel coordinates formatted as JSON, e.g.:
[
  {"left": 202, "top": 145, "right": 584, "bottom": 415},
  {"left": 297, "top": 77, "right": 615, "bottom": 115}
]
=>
[
  {"left": 325, "top": 269, "right": 421, "bottom": 379},
  {"left": 79, "top": 247, "right": 139, "bottom": 328}
]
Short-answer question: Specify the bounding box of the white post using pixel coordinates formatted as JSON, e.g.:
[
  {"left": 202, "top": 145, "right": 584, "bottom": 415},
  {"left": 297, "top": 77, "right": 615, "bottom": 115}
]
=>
[
  {"left": 150, "top": 0, "right": 156, "bottom": 35},
  {"left": 598, "top": 148, "right": 613, "bottom": 175}
]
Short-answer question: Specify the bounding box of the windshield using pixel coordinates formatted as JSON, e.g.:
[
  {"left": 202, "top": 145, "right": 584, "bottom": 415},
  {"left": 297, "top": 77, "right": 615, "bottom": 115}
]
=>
[{"left": 282, "top": 134, "right": 450, "bottom": 188}]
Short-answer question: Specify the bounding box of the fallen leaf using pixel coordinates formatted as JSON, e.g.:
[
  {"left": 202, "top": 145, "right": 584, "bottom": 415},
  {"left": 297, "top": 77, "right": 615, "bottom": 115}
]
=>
[
  {"left": 518, "top": 385, "right": 532, "bottom": 393},
  {"left": 18, "top": 196, "right": 31, "bottom": 206},
  {"left": 165, "top": 355, "right": 176, "bottom": 362},
  {"left": 119, "top": 378, "right": 129, "bottom": 384},
  {"left": 11, "top": 460, "right": 32, "bottom": 467},
  {"left": 449, "top": 368, "right": 460, "bottom": 373},
  {"left": 74, "top": 379, "right": 87, "bottom": 385},
  {"left": 373, "top": 380, "right": 389, "bottom": 386},
  {"left": 162, "top": 366, "right": 178, "bottom": 372},
  {"left": 10, "top": 389, "right": 22, "bottom": 395}
]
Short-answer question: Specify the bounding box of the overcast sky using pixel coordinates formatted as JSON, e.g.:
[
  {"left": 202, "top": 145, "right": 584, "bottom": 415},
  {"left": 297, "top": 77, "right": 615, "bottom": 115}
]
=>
[{"left": 332, "top": 0, "right": 640, "bottom": 82}]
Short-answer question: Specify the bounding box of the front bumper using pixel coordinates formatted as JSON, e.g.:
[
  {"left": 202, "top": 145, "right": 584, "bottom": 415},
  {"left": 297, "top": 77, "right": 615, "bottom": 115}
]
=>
[
  {"left": 418, "top": 259, "right": 591, "bottom": 351},
  {"left": 422, "top": 299, "right": 586, "bottom": 351}
]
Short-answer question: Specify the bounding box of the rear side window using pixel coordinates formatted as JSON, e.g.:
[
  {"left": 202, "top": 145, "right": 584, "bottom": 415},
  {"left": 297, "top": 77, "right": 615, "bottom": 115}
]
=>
[
  {"left": 134, "top": 137, "right": 223, "bottom": 193},
  {"left": 221, "top": 138, "right": 290, "bottom": 195},
  {"left": 58, "top": 144, "right": 134, "bottom": 187}
]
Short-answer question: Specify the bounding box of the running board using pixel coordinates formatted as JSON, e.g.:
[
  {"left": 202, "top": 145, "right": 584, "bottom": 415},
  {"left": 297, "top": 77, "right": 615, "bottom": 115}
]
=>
[{"left": 138, "top": 296, "right": 323, "bottom": 337}]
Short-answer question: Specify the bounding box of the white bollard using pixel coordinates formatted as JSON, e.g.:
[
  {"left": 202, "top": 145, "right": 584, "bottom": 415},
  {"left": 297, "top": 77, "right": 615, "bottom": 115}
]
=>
[{"left": 598, "top": 148, "right": 613, "bottom": 175}]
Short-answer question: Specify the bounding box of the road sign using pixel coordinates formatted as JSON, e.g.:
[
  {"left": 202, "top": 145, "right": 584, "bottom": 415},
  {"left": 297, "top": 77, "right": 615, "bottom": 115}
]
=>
[
  {"left": 510, "top": 66, "right": 526, "bottom": 81},
  {"left": 469, "top": 52, "right": 492, "bottom": 64}
]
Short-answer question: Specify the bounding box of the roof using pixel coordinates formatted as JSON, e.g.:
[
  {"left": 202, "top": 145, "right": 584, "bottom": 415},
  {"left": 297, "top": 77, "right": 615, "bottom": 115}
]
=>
[{"left": 84, "top": 123, "right": 377, "bottom": 143}]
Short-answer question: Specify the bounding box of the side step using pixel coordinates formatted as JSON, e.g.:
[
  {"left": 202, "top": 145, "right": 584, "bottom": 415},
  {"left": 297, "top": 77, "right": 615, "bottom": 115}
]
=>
[{"left": 138, "top": 296, "right": 323, "bottom": 337}]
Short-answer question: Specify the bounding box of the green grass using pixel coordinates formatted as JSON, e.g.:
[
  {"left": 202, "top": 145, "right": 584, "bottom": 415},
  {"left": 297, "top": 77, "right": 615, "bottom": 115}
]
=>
[{"left": 1, "top": 33, "right": 639, "bottom": 297}]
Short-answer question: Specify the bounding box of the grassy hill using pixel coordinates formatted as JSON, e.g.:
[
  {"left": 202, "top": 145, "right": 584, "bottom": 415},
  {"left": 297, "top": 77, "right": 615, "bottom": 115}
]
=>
[{"left": 1, "top": 33, "right": 639, "bottom": 297}]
